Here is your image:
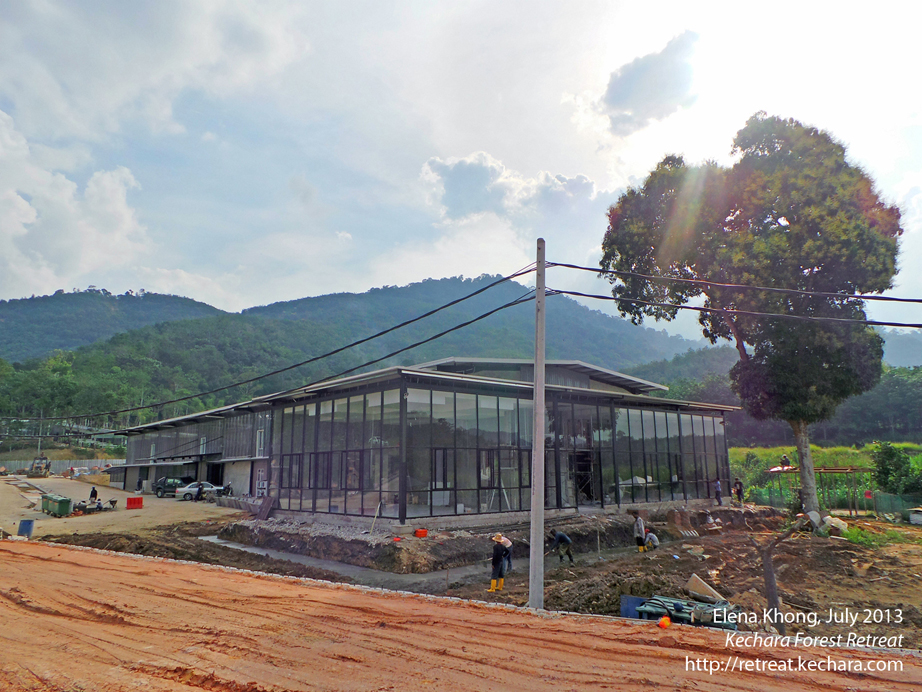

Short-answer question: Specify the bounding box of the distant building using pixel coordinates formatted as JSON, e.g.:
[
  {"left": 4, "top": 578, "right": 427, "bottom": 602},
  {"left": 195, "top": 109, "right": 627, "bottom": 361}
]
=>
[{"left": 119, "top": 358, "right": 733, "bottom": 523}]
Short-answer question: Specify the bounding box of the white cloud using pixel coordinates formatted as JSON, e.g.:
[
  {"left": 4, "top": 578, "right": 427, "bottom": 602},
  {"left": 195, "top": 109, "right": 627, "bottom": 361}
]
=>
[
  {"left": 370, "top": 213, "right": 531, "bottom": 289},
  {"left": 598, "top": 31, "right": 699, "bottom": 137},
  {"left": 0, "top": 110, "right": 151, "bottom": 297},
  {"left": 0, "top": 3, "right": 310, "bottom": 140}
]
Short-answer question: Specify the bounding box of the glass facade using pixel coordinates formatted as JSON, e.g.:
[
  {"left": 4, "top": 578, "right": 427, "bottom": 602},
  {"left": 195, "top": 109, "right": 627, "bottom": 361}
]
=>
[
  {"left": 126, "top": 369, "right": 729, "bottom": 521},
  {"left": 268, "top": 379, "right": 730, "bottom": 519}
]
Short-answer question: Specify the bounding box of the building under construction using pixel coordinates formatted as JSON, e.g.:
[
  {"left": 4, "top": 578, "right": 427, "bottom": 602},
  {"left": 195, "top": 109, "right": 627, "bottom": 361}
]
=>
[{"left": 119, "top": 358, "right": 733, "bottom": 523}]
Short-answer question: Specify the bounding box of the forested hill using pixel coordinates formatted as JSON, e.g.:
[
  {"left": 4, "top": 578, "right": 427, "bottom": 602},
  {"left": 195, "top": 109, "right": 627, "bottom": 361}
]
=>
[
  {"left": 0, "top": 289, "right": 225, "bottom": 362},
  {"left": 0, "top": 276, "right": 703, "bottom": 425},
  {"left": 243, "top": 276, "right": 699, "bottom": 368}
]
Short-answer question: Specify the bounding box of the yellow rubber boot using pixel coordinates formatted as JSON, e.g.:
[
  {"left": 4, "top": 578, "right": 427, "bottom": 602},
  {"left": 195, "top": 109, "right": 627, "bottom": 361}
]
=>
[
  {"left": 487, "top": 579, "right": 497, "bottom": 592},
  {"left": 638, "top": 545, "right": 645, "bottom": 553},
  {"left": 497, "top": 578, "right": 504, "bottom": 591}
]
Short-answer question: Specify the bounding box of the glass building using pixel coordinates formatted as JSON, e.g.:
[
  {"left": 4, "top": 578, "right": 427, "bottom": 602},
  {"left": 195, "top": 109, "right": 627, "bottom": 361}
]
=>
[{"left": 122, "top": 358, "right": 732, "bottom": 523}]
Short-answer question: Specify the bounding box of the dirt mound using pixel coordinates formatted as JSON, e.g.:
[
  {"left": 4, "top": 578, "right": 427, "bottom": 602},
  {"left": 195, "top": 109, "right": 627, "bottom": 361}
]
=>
[
  {"left": 219, "top": 520, "right": 491, "bottom": 573},
  {"left": 43, "top": 528, "right": 347, "bottom": 582},
  {"left": 456, "top": 525, "right": 922, "bottom": 649}
]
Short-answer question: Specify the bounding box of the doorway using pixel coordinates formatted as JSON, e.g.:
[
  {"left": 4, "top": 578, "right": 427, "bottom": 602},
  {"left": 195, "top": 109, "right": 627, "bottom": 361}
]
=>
[{"left": 570, "top": 451, "right": 598, "bottom": 505}]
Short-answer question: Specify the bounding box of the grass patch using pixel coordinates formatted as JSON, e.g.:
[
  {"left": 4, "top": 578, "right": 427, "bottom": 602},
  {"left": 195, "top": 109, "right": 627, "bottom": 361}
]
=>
[
  {"left": 842, "top": 527, "right": 921, "bottom": 548},
  {"left": 729, "top": 445, "right": 878, "bottom": 469}
]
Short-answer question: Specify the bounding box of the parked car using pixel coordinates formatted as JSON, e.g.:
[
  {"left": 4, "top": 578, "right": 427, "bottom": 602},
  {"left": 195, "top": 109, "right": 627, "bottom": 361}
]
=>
[
  {"left": 175, "top": 481, "right": 223, "bottom": 501},
  {"left": 153, "top": 476, "right": 195, "bottom": 498}
]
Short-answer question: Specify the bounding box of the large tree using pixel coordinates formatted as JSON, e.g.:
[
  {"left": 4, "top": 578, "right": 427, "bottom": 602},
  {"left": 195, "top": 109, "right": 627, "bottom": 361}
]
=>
[{"left": 600, "top": 113, "right": 902, "bottom": 513}]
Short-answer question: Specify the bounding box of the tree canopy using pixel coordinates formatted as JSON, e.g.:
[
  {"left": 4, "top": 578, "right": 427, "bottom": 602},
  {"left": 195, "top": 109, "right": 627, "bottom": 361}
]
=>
[{"left": 600, "top": 113, "right": 903, "bottom": 512}]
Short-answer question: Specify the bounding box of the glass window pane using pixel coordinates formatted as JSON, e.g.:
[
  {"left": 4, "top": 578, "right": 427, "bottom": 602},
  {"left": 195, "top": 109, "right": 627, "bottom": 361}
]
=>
[
  {"left": 407, "top": 447, "right": 430, "bottom": 492},
  {"left": 456, "top": 393, "right": 477, "bottom": 448},
  {"left": 456, "top": 448, "right": 477, "bottom": 489},
  {"left": 365, "top": 392, "right": 382, "bottom": 449},
  {"left": 318, "top": 400, "right": 333, "bottom": 451},
  {"left": 281, "top": 407, "right": 294, "bottom": 455},
  {"left": 557, "top": 402, "right": 574, "bottom": 450},
  {"left": 431, "top": 391, "right": 454, "bottom": 448},
  {"left": 333, "top": 398, "right": 348, "bottom": 450},
  {"left": 598, "top": 405, "right": 612, "bottom": 447},
  {"left": 519, "top": 449, "right": 531, "bottom": 487},
  {"left": 381, "top": 390, "right": 401, "bottom": 448},
  {"left": 304, "top": 404, "right": 317, "bottom": 454},
  {"left": 498, "top": 397, "right": 517, "bottom": 447},
  {"left": 573, "top": 404, "right": 595, "bottom": 450},
  {"left": 478, "top": 395, "right": 498, "bottom": 447},
  {"left": 382, "top": 447, "right": 400, "bottom": 504},
  {"left": 406, "top": 389, "right": 431, "bottom": 449},
  {"left": 347, "top": 395, "right": 364, "bottom": 450},
  {"left": 517, "top": 399, "right": 534, "bottom": 448},
  {"left": 291, "top": 406, "right": 305, "bottom": 458}
]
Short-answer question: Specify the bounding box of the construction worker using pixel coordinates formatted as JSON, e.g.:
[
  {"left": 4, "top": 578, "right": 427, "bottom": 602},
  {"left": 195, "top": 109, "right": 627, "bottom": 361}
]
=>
[
  {"left": 498, "top": 534, "right": 513, "bottom": 573},
  {"left": 548, "top": 529, "right": 574, "bottom": 564},
  {"left": 633, "top": 512, "right": 646, "bottom": 552},
  {"left": 89, "top": 486, "right": 98, "bottom": 503},
  {"left": 487, "top": 533, "right": 509, "bottom": 592},
  {"left": 644, "top": 528, "right": 659, "bottom": 550}
]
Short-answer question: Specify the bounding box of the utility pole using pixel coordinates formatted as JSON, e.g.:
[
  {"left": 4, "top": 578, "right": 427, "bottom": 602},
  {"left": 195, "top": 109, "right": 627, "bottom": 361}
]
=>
[{"left": 528, "top": 238, "right": 546, "bottom": 610}]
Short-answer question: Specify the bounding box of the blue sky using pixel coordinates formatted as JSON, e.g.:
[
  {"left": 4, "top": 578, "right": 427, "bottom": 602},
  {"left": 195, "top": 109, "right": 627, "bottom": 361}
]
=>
[{"left": 1, "top": 1, "right": 919, "bottom": 338}]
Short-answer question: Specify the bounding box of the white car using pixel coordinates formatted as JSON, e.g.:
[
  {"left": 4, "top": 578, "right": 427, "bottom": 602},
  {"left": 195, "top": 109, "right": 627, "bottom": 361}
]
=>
[{"left": 175, "top": 481, "right": 223, "bottom": 501}]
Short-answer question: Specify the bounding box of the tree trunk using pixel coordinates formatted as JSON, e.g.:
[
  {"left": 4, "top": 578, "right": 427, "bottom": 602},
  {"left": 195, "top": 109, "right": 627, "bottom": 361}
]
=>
[
  {"left": 760, "top": 547, "right": 784, "bottom": 635},
  {"left": 749, "top": 517, "right": 807, "bottom": 637},
  {"left": 789, "top": 420, "right": 820, "bottom": 514}
]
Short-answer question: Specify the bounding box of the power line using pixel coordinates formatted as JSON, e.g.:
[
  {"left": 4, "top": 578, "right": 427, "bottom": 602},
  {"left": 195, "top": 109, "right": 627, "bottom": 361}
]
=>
[
  {"left": 100, "top": 291, "right": 535, "bottom": 435},
  {"left": 549, "top": 288, "right": 922, "bottom": 330},
  {"left": 252, "top": 290, "right": 537, "bottom": 402},
  {"left": 551, "top": 262, "right": 922, "bottom": 305},
  {"left": 1, "top": 267, "right": 536, "bottom": 424}
]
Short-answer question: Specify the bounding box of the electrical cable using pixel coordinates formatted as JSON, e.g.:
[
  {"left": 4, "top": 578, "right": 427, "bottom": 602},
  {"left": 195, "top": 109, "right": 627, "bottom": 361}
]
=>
[
  {"left": 253, "top": 289, "right": 538, "bottom": 402},
  {"left": 548, "top": 288, "right": 922, "bottom": 330},
  {"left": 550, "top": 262, "right": 922, "bottom": 305},
  {"left": 0, "top": 267, "right": 536, "bottom": 424}
]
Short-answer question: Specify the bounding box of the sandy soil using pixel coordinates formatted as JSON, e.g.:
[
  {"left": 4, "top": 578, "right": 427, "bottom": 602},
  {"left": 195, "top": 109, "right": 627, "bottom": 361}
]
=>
[
  {"left": 0, "top": 540, "right": 918, "bottom": 692},
  {"left": 0, "top": 476, "right": 242, "bottom": 538}
]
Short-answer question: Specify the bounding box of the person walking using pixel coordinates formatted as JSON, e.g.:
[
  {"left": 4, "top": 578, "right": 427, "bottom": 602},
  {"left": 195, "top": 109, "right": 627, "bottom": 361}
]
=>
[
  {"left": 194, "top": 482, "right": 204, "bottom": 503},
  {"left": 487, "top": 534, "right": 509, "bottom": 592},
  {"left": 89, "top": 486, "right": 98, "bottom": 503},
  {"left": 714, "top": 478, "right": 723, "bottom": 506},
  {"left": 548, "top": 529, "right": 574, "bottom": 564},
  {"left": 633, "top": 512, "right": 646, "bottom": 552}
]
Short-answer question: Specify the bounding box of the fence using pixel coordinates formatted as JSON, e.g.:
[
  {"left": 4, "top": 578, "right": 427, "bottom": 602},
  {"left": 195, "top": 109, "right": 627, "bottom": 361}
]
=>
[
  {"left": 874, "top": 491, "right": 922, "bottom": 520},
  {"left": 2, "top": 459, "right": 126, "bottom": 475}
]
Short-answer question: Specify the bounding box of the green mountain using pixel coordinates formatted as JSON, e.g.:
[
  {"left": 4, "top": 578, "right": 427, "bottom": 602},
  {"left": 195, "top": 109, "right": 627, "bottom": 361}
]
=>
[
  {"left": 880, "top": 329, "right": 922, "bottom": 367},
  {"left": 0, "top": 276, "right": 703, "bottom": 425},
  {"left": 0, "top": 288, "right": 225, "bottom": 362}
]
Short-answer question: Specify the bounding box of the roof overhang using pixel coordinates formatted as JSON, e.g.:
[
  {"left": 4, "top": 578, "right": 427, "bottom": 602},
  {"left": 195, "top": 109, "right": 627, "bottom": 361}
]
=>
[{"left": 412, "top": 357, "right": 668, "bottom": 394}]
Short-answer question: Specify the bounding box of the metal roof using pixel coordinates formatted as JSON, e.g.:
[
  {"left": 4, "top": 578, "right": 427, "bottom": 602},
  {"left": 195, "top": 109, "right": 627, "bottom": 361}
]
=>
[
  {"left": 412, "top": 357, "right": 667, "bottom": 394},
  {"left": 117, "top": 358, "right": 732, "bottom": 435}
]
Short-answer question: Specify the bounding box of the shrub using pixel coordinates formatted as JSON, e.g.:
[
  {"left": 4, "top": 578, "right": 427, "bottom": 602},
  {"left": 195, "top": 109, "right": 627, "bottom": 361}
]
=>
[{"left": 872, "top": 442, "right": 922, "bottom": 494}]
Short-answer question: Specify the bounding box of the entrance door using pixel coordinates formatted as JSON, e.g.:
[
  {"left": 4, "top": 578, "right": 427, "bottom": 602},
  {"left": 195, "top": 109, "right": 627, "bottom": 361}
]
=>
[
  {"left": 206, "top": 463, "right": 223, "bottom": 486},
  {"left": 570, "top": 451, "right": 597, "bottom": 505}
]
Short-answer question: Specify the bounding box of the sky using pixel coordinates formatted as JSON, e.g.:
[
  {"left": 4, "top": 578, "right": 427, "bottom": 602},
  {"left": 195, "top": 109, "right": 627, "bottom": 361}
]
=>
[{"left": 1, "top": 1, "right": 920, "bottom": 339}]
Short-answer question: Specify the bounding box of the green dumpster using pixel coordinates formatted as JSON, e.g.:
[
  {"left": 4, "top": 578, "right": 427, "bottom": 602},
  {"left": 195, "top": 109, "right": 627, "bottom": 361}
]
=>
[
  {"left": 48, "top": 496, "right": 73, "bottom": 518},
  {"left": 41, "top": 494, "right": 54, "bottom": 513}
]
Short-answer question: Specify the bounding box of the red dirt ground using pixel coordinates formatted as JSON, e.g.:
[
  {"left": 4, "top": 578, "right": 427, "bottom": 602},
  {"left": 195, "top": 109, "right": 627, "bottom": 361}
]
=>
[{"left": 0, "top": 540, "right": 918, "bottom": 691}]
